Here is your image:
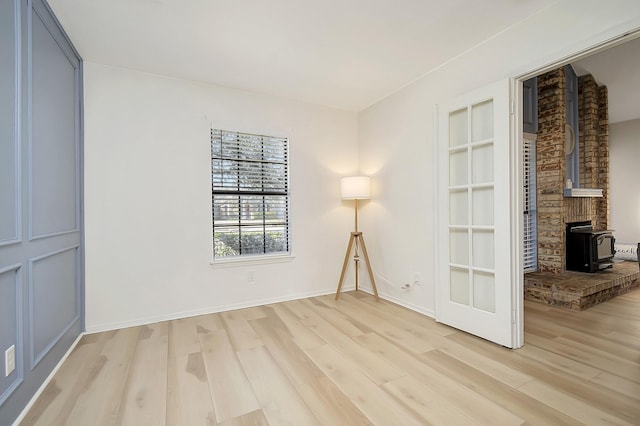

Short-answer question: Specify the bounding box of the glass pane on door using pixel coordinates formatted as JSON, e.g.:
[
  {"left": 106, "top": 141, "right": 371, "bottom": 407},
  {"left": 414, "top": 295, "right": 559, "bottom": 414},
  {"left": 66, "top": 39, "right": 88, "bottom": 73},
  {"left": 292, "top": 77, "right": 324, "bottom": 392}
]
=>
[
  {"left": 472, "top": 100, "right": 493, "bottom": 142},
  {"left": 473, "top": 271, "right": 495, "bottom": 313},
  {"left": 449, "top": 229, "right": 468, "bottom": 265},
  {"left": 449, "top": 150, "right": 467, "bottom": 186},
  {"left": 472, "top": 230, "right": 494, "bottom": 269},
  {"left": 472, "top": 144, "right": 493, "bottom": 183},
  {"left": 451, "top": 268, "right": 470, "bottom": 305},
  {"left": 449, "top": 190, "right": 468, "bottom": 225},
  {"left": 472, "top": 188, "right": 493, "bottom": 225},
  {"left": 448, "top": 99, "right": 496, "bottom": 313},
  {"left": 449, "top": 109, "right": 468, "bottom": 147}
]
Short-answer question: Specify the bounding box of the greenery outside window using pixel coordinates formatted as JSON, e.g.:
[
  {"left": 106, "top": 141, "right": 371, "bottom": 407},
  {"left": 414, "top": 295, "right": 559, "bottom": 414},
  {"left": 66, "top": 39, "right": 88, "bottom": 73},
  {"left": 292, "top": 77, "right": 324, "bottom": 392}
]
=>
[{"left": 211, "top": 129, "right": 290, "bottom": 259}]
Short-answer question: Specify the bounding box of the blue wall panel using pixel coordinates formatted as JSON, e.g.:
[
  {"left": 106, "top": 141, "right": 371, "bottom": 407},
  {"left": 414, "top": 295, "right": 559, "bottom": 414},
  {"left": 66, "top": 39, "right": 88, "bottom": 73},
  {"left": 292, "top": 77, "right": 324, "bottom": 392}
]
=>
[
  {"left": 29, "top": 9, "right": 78, "bottom": 240},
  {"left": 29, "top": 247, "right": 79, "bottom": 367},
  {"left": 0, "top": 265, "right": 22, "bottom": 406},
  {"left": 0, "top": 0, "right": 83, "bottom": 423},
  {"left": 0, "top": 0, "right": 19, "bottom": 245}
]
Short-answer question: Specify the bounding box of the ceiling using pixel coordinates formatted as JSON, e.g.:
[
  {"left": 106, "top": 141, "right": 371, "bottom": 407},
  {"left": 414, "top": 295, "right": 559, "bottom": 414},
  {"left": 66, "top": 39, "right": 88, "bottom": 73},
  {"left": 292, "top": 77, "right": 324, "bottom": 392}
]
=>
[
  {"left": 572, "top": 36, "right": 640, "bottom": 124},
  {"left": 48, "top": 0, "right": 559, "bottom": 112}
]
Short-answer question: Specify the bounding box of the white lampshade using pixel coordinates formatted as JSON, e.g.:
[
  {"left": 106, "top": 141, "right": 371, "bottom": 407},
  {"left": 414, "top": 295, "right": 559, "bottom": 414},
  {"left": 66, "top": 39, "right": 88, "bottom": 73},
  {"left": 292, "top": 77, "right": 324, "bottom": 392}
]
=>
[{"left": 341, "top": 176, "right": 371, "bottom": 200}]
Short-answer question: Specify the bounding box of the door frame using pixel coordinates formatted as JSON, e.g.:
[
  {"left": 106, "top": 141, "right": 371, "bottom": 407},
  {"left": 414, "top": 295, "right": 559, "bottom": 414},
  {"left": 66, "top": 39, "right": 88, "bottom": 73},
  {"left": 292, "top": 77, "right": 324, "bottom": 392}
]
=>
[
  {"left": 434, "top": 26, "right": 640, "bottom": 350},
  {"left": 510, "top": 28, "right": 640, "bottom": 348}
]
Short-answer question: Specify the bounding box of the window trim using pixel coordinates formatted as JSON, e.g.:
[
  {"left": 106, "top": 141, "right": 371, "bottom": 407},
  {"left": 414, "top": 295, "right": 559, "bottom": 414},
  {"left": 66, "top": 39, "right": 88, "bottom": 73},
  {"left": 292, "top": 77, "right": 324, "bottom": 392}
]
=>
[
  {"left": 210, "top": 129, "right": 291, "bottom": 262},
  {"left": 209, "top": 253, "right": 295, "bottom": 268}
]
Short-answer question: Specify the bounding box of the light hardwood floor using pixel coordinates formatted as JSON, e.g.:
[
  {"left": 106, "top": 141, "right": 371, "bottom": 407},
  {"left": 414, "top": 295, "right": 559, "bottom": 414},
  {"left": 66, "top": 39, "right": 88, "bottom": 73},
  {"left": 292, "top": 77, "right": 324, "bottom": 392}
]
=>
[{"left": 20, "top": 289, "right": 640, "bottom": 425}]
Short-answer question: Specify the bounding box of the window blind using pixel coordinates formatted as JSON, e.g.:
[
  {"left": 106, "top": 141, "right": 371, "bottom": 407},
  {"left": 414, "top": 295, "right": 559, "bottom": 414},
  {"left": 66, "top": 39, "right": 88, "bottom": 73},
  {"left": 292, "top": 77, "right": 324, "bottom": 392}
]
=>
[
  {"left": 211, "top": 129, "right": 290, "bottom": 258},
  {"left": 523, "top": 136, "right": 537, "bottom": 272}
]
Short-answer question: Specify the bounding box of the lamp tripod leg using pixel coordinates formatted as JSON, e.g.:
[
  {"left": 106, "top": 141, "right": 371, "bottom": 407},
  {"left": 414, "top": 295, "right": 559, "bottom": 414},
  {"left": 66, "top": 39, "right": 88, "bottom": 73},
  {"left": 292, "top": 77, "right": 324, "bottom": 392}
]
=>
[
  {"left": 354, "top": 237, "right": 359, "bottom": 291},
  {"left": 336, "top": 233, "right": 356, "bottom": 300},
  {"left": 336, "top": 232, "right": 379, "bottom": 302},
  {"left": 356, "top": 233, "right": 380, "bottom": 301}
]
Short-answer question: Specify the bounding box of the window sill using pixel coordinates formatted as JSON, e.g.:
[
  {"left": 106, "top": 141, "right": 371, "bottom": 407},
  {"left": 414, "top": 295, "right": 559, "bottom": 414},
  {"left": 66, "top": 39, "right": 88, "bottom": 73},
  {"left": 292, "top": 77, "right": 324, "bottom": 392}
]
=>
[{"left": 210, "top": 254, "right": 295, "bottom": 268}]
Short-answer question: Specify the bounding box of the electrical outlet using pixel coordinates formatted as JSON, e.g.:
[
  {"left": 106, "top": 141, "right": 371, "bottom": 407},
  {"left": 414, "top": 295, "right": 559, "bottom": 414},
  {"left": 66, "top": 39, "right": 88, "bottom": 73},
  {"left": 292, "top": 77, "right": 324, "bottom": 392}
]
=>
[
  {"left": 5, "top": 345, "right": 15, "bottom": 377},
  {"left": 248, "top": 271, "right": 256, "bottom": 283}
]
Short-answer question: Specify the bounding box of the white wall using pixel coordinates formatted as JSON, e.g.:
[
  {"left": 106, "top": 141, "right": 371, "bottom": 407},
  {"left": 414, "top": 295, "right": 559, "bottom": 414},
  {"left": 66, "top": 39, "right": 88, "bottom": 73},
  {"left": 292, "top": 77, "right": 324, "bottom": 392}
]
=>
[
  {"left": 84, "top": 63, "right": 359, "bottom": 331},
  {"left": 84, "top": 0, "right": 640, "bottom": 330},
  {"left": 610, "top": 118, "right": 640, "bottom": 242},
  {"left": 357, "top": 0, "right": 640, "bottom": 315}
]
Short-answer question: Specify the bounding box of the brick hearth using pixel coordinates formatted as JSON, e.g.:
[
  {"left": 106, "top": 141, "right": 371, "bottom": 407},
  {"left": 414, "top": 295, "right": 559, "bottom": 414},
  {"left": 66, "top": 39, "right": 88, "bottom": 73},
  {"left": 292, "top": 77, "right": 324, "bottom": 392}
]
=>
[{"left": 524, "top": 261, "right": 639, "bottom": 311}]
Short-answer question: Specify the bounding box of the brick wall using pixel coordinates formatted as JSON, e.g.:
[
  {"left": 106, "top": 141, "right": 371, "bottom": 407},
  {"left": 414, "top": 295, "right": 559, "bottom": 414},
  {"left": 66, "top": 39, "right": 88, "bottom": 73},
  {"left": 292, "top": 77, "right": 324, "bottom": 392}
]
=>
[
  {"left": 596, "top": 85, "right": 610, "bottom": 231},
  {"left": 536, "top": 68, "right": 566, "bottom": 273},
  {"left": 535, "top": 67, "right": 609, "bottom": 273},
  {"left": 579, "top": 75, "right": 599, "bottom": 189}
]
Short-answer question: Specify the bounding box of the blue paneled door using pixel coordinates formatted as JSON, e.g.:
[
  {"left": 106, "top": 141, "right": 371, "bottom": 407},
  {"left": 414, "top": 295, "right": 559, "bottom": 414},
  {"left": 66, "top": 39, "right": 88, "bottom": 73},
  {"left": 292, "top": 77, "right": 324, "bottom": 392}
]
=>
[{"left": 0, "top": 0, "right": 83, "bottom": 422}]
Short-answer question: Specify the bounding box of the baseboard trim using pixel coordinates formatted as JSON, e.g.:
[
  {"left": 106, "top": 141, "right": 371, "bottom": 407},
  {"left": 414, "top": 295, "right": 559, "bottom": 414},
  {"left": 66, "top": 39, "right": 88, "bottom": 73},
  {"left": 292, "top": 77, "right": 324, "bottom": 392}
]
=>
[
  {"left": 12, "top": 332, "right": 84, "bottom": 426},
  {"left": 84, "top": 286, "right": 355, "bottom": 334},
  {"left": 13, "top": 285, "right": 435, "bottom": 424},
  {"left": 357, "top": 287, "right": 435, "bottom": 318}
]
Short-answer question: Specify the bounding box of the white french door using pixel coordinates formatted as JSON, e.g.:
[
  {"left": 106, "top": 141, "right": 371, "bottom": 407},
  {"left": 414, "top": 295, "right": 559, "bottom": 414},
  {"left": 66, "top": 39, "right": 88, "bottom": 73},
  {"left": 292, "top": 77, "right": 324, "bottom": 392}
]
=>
[{"left": 435, "top": 80, "right": 516, "bottom": 348}]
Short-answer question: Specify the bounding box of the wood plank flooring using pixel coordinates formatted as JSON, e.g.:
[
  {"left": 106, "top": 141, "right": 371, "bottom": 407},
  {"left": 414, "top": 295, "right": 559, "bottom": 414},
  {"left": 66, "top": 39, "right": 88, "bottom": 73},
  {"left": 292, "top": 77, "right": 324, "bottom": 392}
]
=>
[{"left": 20, "top": 289, "right": 640, "bottom": 425}]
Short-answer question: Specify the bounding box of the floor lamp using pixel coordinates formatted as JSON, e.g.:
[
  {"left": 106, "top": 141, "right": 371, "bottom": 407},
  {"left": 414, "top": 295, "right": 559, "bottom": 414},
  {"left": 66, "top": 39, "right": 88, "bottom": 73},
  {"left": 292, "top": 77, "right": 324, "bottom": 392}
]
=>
[{"left": 335, "top": 176, "right": 380, "bottom": 301}]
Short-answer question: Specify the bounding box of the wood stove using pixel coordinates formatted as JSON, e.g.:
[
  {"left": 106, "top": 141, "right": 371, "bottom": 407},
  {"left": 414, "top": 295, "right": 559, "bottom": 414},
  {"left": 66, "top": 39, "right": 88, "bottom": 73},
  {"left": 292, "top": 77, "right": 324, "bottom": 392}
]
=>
[{"left": 566, "top": 221, "right": 615, "bottom": 273}]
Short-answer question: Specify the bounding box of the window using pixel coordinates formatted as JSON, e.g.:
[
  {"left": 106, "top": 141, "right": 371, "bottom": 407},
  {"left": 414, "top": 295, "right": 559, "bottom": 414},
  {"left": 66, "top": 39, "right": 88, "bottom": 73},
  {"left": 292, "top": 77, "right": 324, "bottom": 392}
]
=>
[
  {"left": 211, "top": 129, "right": 290, "bottom": 259},
  {"left": 523, "top": 135, "right": 537, "bottom": 272}
]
